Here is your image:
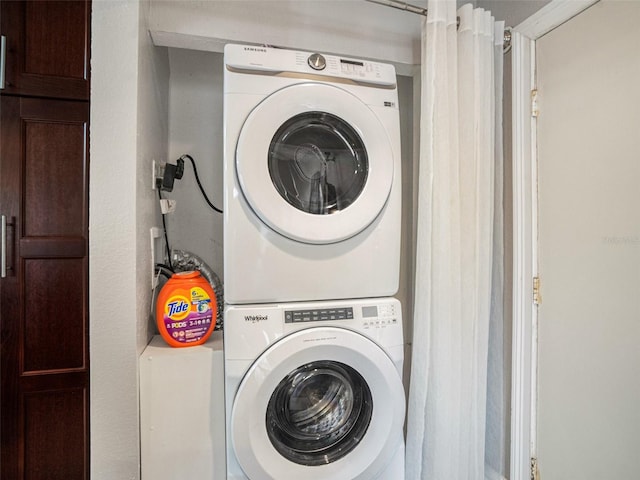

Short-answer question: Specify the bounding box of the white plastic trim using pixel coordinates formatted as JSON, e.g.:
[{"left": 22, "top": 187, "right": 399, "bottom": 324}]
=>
[
  {"left": 510, "top": 29, "right": 535, "bottom": 480},
  {"left": 510, "top": 1, "right": 601, "bottom": 479},
  {"left": 515, "top": 0, "right": 600, "bottom": 39}
]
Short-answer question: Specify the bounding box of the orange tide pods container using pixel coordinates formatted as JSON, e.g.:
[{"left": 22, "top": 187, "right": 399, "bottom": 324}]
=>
[{"left": 156, "top": 271, "right": 217, "bottom": 347}]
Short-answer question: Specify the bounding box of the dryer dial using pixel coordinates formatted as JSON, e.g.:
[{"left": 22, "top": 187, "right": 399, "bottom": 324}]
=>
[{"left": 307, "top": 53, "right": 326, "bottom": 71}]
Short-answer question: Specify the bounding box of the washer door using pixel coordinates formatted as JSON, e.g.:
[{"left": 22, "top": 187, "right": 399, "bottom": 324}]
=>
[
  {"left": 236, "top": 83, "right": 394, "bottom": 244},
  {"left": 230, "top": 327, "right": 405, "bottom": 480}
]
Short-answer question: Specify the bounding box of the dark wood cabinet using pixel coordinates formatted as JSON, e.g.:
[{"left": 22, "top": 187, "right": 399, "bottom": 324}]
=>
[
  {"left": 1, "top": 0, "right": 90, "bottom": 100},
  {"left": 1, "top": 1, "right": 90, "bottom": 478}
]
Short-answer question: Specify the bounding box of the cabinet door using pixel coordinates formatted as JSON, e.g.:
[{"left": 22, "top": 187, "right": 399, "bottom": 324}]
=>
[
  {"left": 0, "top": 95, "right": 89, "bottom": 479},
  {"left": 0, "top": 0, "right": 90, "bottom": 100}
]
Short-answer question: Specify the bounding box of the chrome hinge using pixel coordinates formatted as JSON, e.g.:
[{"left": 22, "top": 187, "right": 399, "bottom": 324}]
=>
[
  {"left": 531, "top": 89, "right": 539, "bottom": 117},
  {"left": 533, "top": 276, "right": 542, "bottom": 305},
  {"left": 531, "top": 457, "right": 540, "bottom": 480}
]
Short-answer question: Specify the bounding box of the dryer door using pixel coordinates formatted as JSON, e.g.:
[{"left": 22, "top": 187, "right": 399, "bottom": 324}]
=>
[
  {"left": 235, "top": 83, "right": 394, "bottom": 244},
  {"left": 230, "top": 327, "right": 405, "bottom": 480}
]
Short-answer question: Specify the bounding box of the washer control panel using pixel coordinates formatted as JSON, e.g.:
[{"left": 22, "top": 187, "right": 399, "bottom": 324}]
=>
[
  {"left": 225, "top": 298, "right": 403, "bottom": 355},
  {"left": 285, "top": 302, "right": 398, "bottom": 330},
  {"left": 361, "top": 303, "right": 399, "bottom": 329},
  {"left": 285, "top": 307, "right": 354, "bottom": 323}
]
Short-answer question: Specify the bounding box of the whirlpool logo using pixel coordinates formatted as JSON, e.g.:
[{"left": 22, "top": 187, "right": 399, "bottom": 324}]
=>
[{"left": 244, "top": 314, "right": 268, "bottom": 323}]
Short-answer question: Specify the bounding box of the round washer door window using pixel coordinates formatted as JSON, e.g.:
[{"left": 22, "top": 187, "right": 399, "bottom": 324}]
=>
[
  {"left": 230, "top": 327, "right": 405, "bottom": 480},
  {"left": 236, "top": 83, "right": 394, "bottom": 244},
  {"left": 266, "top": 360, "right": 373, "bottom": 466}
]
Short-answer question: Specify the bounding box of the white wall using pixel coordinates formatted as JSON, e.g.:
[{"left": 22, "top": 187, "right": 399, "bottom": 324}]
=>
[
  {"left": 137, "top": 2, "right": 171, "bottom": 350},
  {"left": 397, "top": 73, "right": 418, "bottom": 391},
  {"left": 91, "top": 0, "right": 169, "bottom": 478},
  {"left": 91, "top": 2, "right": 140, "bottom": 477},
  {"left": 164, "top": 49, "right": 224, "bottom": 276},
  {"left": 148, "top": 0, "right": 423, "bottom": 72},
  {"left": 479, "top": 0, "right": 552, "bottom": 27}
]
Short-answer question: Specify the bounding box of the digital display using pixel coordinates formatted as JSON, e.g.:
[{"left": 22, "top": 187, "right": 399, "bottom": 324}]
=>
[
  {"left": 362, "top": 306, "right": 378, "bottom": 318},
  {"left": 340, "top": 59, "right": 364, "bottom": 67}
]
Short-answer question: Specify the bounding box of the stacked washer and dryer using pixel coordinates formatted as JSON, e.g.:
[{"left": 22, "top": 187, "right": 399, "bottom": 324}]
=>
[{"left": 222, "top": 44, "right": 405, "bottom": 480}]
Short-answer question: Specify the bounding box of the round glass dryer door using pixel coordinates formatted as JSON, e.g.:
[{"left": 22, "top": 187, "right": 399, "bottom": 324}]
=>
[
  {"left": 230, "top": 327, "right": 406, "bottom": 480},
  {"left": 236, "top": 83, "right": 394, "bottom": 244},
  {"left": 268, "top": 112, "right": 368, "bottom": 216}
]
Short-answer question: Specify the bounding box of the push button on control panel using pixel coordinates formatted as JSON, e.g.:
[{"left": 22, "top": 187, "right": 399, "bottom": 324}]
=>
[
  {"left": 362, "top": 303, "right": 398, "bottom": 329},
  {"left": 285, "top": 307, "right": 354, "bottom": 323}
]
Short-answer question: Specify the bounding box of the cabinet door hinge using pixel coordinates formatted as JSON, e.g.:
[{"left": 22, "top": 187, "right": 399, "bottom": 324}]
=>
[
  {"left": 531, "top": 89, "right": 539, "bottom": 117},
  {"left": 531, "top": 457, "right": 540, "bottom": 480},
  {"left": 533, "top": 276, "right": 542, "bottom": 305}
]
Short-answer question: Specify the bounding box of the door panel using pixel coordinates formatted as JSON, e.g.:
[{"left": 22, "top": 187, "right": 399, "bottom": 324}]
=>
[
  {"left": 24, "top": 121, "right": 87, "bottom": 237},
  {"left": 536, "top": 1, "right": 640, "bottom": 478},
  {"left": 23, "top": 258, "right": 86, "bottom": 373},
  {"left": 23, "top": 1, "right": 88, "bottom": 79},
  {"left": 1, "top": 0, "right": 90, "bottom": 100},
  {"left": 24, "top": 388, "right": 87, "bottom": 480},
  {"left": 0, "top": 95, "right": 89, "bottom": 478}
]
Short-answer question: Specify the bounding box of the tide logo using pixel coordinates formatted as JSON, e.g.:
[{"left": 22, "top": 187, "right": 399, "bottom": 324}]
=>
[{"left": 165, "top": 295, "right": 191, "bottom": 320}]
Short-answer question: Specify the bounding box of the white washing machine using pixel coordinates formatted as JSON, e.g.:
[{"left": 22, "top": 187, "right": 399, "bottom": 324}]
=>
[
  {"left": 224, "top": 297, "right": 406, "bottom": 480},
  {"left": 223, "top": 44, "right": 402, "bottom": 304}
]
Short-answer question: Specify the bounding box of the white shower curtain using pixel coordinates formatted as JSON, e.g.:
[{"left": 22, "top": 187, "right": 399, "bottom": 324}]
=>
[{"left": 406, "top": 1, "right": 505, "bottom": 479}]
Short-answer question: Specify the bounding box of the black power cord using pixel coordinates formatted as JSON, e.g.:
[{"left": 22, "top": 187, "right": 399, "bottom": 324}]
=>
[
  {"left": 155, "top": 153, "right": 221, "bottom": 271},
  {"left": 179, "top": 154, "right": 223, "bottom": 214},
  {"left": 157, "top": 188, "right": 173, "bottom": 270},
  {"left": 155, "top": 263, "right": 174, "bottom": 279},
  {"left": 158, "top": 154, "right": 223, "bottom": 214}
]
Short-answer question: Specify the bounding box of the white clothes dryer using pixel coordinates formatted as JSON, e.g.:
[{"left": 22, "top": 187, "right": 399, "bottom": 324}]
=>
[
  {"left": 223, "top": 44, "right": 402, "bottom": 304},
  {"left": 224, "top": 297, "right": 405, "bottom": 480}
]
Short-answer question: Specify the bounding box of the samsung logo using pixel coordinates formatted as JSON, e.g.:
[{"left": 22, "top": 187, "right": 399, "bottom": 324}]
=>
[
  {"left": 244, "top": 315, "right": 268, "bottom": 323},
  {"left": 244, "top": 47, "right": 267, "bottom": 53}
]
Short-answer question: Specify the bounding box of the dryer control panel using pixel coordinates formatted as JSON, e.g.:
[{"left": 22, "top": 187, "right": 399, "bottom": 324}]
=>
[{"left": 225, "top": 44, "right": 397, "bottom": 87}]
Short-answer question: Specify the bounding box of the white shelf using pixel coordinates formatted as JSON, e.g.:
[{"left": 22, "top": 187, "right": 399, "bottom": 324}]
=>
[{"left": 140, "top": 333, "right": 225, "bottom": 480}]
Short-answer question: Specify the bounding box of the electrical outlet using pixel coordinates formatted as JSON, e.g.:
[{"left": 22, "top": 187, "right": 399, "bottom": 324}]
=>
[{"left": 152, "top": 160, "right": 165, "bottom": 190}]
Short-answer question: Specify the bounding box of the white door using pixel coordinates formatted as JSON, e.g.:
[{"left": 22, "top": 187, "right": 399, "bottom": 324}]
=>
[{"left": 535, "top": 1, "right": 640, "bottom": 478}]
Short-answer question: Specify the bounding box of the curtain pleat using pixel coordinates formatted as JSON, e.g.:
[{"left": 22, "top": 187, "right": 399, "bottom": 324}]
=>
[{"left": 486, "top": 18, "right": 506, "bottom": 479}]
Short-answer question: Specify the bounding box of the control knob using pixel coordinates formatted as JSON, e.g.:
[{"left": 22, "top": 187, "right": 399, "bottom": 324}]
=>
[{"left": 307, "top": 53, "right": 326, "bottom": 71}]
